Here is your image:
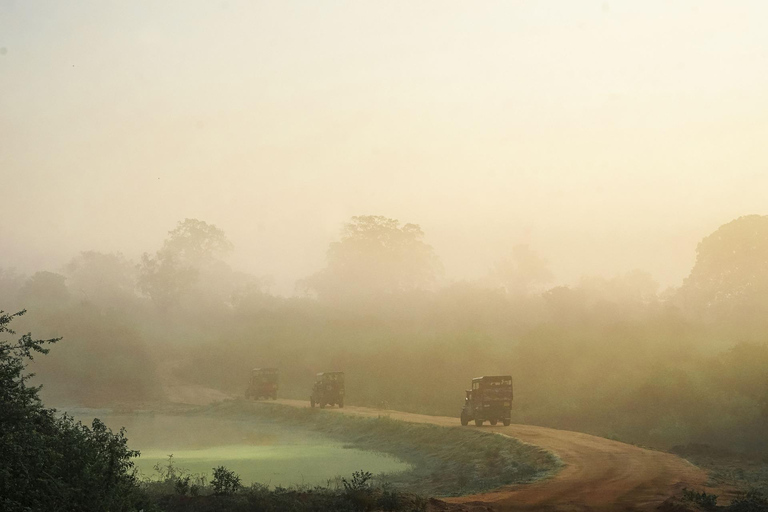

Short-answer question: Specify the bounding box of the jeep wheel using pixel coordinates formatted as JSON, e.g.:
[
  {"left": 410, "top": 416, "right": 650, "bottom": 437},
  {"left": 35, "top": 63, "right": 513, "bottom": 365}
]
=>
[
  {"left": 474, "top": 419, "right": 483, "bottom": 426},
  {"left": 490, "top": 419, "right": 498, "bottom": 426},
  {"left": 503, "top": 418, "right": 511, "bottom": 426},
  {"left": 460, "top": 412, "right": 469, "bottom": 426}
]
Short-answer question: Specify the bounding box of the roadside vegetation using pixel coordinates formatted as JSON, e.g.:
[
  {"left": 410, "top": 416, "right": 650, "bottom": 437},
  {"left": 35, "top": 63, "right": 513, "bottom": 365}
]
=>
[
  {"left": 659, "top": 487, "right": 768, "bottom": 512},
  {"left": 670, "top": 444, "right": 768, "bottom": 508},
  {"left": 143, "top": 463, "right": 428, "bottom": 512}
]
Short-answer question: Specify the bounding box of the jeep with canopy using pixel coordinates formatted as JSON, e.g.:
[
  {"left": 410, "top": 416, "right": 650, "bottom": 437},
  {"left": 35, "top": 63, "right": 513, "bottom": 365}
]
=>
[
  {"left": 310, "top": 371, "right": 344, "bottom": 408},
  {"left": 460, "top": 375, "right": 513, "bottom": 426},
  {"left": 245, "top": 367, "right": 279, "bottom": 400}
]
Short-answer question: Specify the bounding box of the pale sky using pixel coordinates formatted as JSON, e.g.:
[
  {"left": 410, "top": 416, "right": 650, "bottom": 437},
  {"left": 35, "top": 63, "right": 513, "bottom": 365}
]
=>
[{"left": 1, "top": 0, "right": 767, "bottom": 294}]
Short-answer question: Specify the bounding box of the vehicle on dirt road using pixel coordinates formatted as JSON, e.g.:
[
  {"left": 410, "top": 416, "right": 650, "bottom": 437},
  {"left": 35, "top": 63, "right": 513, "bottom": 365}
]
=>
[
  {"left": 460, "top": 375, "right": 513, "bottom": 426},
  {"left": 245, "top": 367, "right": 279, "bottom": 400},
  {"left": 310, "top": 371, "right": 344, "bottom": 408}
]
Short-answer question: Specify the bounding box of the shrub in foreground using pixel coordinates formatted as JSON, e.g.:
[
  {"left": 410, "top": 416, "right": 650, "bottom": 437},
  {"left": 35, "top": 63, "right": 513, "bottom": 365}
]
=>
[
  {"left": 0, "top": 309, "right": 146, "bottom": 512},
  {"left": 146, "top": 467, "right": 426, "bottom": 512}
]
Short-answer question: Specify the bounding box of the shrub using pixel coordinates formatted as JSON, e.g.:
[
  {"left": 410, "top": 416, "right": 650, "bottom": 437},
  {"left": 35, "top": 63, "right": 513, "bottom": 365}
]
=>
[
  {"left": 681, "top": 487, "right": 718, "bottom": 510},
  {"left": 1, "top": 309, "right": 144, "bottom": 512},
  {"left": 730, "top": 489, "right": 768, "bottom": 512},
  {"left": 212, "top": 466, "right": 241, "bottom": 495}
]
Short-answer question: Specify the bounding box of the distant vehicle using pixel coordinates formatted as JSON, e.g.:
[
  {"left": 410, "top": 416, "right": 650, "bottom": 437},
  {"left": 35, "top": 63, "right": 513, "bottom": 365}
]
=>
[
  {"left": 460, "top": 375, "right": 513, "bottom": 426},
  {"left": 245, "top": 367, "right": 279, "bottom": 400},
  {"left": 310, "top": 371, "right": 344, "bottom": 408}
]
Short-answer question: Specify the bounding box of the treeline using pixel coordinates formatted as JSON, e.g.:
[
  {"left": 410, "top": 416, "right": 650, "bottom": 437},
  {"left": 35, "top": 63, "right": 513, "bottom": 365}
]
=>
[{"left": 2, "top": 215, "right": 768, "bottom": 455}]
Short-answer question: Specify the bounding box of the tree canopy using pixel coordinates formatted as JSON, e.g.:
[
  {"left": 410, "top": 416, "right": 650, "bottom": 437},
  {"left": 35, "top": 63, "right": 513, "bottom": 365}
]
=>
[
  {"left": 302, "top": 215, "right": 441, "bottom": 301},
  {"left": 677, "top": 214, "right": 768, "bottom": 319},
  {"left": 138, "top": 218, "right": 233, "bottom": 308},
  {"left": 1, "top": 310, "right": 142, "bottom": 511}
]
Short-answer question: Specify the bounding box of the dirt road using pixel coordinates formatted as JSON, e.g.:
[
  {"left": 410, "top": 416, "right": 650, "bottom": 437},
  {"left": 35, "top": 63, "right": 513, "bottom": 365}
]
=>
[{"left": 275, "top": 399, "right": 711, "bottom": 511}]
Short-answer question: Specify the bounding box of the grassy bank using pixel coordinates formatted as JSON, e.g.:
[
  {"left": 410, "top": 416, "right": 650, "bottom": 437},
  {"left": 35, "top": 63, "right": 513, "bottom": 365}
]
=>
[
  {"left": 671, "top": 444, "right": 768, "bottom": 496},
  {"left": 191, "top": 400, "right": 560, "bottom": 497},
  {"left": 143, "top": 469, "right": 429, "bottom": 512}
]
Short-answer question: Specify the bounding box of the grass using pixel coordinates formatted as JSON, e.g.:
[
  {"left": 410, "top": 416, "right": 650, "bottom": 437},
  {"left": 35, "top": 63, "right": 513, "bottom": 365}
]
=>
[
  {"left": 144, "top": 472, "right": 429, "bottom": 512},
  {"left": 191, "top": 399, "right": 561, "bottom": 497},
  {"left": 671, "top": 444, "right": 768, "bottom": 496}
]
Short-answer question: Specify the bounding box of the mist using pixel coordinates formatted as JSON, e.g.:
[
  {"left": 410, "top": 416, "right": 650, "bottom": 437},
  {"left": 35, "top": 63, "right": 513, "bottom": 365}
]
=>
[
  {"left": 2, "top": 4, "right": 768, "bottom": 510},
  {"left": 2, "top": 1, "right": 768, "bottom": 294}
]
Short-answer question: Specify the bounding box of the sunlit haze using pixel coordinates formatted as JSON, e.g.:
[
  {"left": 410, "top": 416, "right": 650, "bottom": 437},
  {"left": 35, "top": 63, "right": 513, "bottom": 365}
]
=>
[{"left": 2, "top": 0, "right": 767, "bottom": 294}]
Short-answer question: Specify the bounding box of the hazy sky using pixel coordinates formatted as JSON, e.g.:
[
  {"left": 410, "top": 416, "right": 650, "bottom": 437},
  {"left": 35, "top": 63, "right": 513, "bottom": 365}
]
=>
[{"left": 2, "top": 0, "right": 767, "bottom": 294}]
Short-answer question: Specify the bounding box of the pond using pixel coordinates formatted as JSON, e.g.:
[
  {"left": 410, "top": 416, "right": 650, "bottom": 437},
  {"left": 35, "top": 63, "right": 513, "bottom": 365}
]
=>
[{"left": 71, "top": 410, "right": 411, "bottom": 487}]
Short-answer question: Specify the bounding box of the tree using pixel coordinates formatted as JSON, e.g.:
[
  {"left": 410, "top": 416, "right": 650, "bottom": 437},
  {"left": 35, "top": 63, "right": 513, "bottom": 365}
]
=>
[
  {"left": 64, "top": 251, "right": 137, "bottom": 307},
  {"left": 677, "top": 215, "right": 768, "bottom": 319},
  {"left": 491, "top": 245, "right": 553, "bottom": 295},
  {"left": 138, "top": 219, "right": 233, "bottom": 308},
  {"left": 17, "top": 271, "right": 70, "bottom": 309},
  {"left": 0, "top": 268, "right": 25, "bottom": 308},
  {"left": 301, "top": 215, "right": 441, "bottom": 301},
  {"left": 0, "top": 310, "right": 143, "bottom": 511}
]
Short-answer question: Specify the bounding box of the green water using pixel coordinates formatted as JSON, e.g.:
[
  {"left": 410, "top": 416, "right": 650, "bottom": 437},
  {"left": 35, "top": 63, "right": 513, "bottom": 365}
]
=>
[
  {"left": 136, "top": 443, "right": 408, "bottom": 486},
  {"left": 72, "top": 411, "right": 410, "bottom": 487}
]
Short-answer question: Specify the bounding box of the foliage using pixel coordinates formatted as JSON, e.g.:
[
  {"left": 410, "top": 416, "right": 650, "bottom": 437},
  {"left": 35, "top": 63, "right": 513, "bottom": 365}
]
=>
[
  {"left": 17, "top": 271, "right": 70, "bottom": 309},
  {"left": 148, "top": 471, "right": 427, "bottom": 512},
  {"left": 0, "top": 309, "right": 145, "bottom": 512},
  {"left": 138, "top": 218, "right": 233, "bottom": 308},
  {"left": 64, "top": 251, "right": 138, "bottom": 306},
  {"left": 681, "top": 488, "right": 718, "bottom": 510},
  {"left": 343, "top": 470, "right": 373, "bottom": 492},
  {"left": 301, "top": 215, "right": 441, "bottom": 301},
  {"left": 678, "top": 214, "right": 768, "bottom": 320},
  {"left": 730, "top": 490, "right": 768, "bottom": 512},
  {"left": 211, "top": 466, "right": 241, "bottom": 495}
]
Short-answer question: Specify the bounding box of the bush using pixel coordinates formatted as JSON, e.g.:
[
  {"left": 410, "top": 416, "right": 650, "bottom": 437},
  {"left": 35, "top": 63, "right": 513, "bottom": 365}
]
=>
[
  {"left": 681, "top": 488, "right": 718, "bottom": 510},
  {"left": 730, "top": 490, "right": 768, "bottom": 512},
  {"left": 212, "top": 466, "right": 241, "bottom": 495},
  {"left": 0, "top": 309, "right": 145, "bottom": 512}
]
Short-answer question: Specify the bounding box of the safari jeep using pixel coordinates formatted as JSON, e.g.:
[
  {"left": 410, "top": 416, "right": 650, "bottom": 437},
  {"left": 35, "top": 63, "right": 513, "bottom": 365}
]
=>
[
  {"left": 245, "top": 367, "right": 279, "bottom": 400},
  {"left": 460, "top": 375, "right": 513, "bottom": 426},
  {"left": 310, "top": 371, "right": 344, "bottom": 408}
]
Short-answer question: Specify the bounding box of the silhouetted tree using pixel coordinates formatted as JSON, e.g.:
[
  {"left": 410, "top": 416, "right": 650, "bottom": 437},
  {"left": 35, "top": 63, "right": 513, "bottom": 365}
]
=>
[
  {"left": 677, "top": 215, "right": 768, "bottom": 320},
  {"left": 301, "top": 215, "right": 441, "bottom": 301},
  {"left": 64, "top": 251, "right": 137, "bottom": 307},
  {"left": 138, "top": 219, "right": 232, "bottom": 308},
  {"left": 17, "top": 271, "right": 70, "bottom": 309}
]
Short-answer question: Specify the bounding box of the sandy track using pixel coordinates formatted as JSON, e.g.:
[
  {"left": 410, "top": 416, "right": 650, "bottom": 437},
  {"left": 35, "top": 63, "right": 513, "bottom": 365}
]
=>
[{"left": 274, "top": 399, "right": 710, "bottom": 511}]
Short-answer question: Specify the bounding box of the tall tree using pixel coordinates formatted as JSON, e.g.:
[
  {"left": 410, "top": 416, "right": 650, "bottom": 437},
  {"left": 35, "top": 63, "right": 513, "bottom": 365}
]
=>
[
  {"left": 17, "top": 271, "right": 70, "bottom": 310},
  {"left": 302, "top": 215, "right": 441, "bottom": 301},
  {"left": 138, "top": 219, "right": 233, "bottom": 308},
  {"left": 677, "top": 215, "right": 768, "bottom": 319},
  {"left": 64, "top": 251, "right": 137, "bottom": 307}
]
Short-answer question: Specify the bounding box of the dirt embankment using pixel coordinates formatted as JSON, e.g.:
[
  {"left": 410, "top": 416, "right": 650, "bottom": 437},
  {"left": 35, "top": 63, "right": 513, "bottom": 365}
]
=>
[{"left": 275, "top": 399, "right": 715, "bottom": 512}]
